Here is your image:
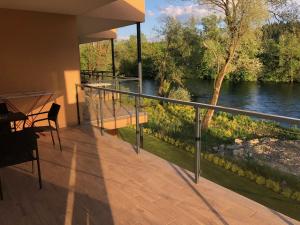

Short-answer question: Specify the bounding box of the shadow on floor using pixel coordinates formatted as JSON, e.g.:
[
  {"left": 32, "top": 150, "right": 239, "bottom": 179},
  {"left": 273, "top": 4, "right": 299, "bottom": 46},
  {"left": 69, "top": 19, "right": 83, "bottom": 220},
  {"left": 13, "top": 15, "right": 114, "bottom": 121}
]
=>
[
  {"left": 0, "top": 127, "right": 115, "bottom": 225},
  {"left": 168, "top": 162, "right": 230, "bottom": 225}
]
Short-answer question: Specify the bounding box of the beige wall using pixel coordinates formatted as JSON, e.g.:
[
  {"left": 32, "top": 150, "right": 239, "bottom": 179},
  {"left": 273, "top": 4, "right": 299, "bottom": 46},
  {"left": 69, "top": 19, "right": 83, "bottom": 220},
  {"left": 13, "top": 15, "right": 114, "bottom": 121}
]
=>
[{"left": 0, "top": 9, "right": 81, "bottom": 127}]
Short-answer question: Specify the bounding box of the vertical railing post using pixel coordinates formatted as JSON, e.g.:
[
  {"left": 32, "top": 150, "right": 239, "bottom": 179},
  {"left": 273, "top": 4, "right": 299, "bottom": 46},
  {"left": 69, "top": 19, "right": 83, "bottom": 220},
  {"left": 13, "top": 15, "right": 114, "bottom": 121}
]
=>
[
  {"left": 195, "top": 106, "right": 201, "bottom": 183},
  {"left": 135, "top": 95, "right": 141, "bottom": 154},
  {"left": 99, "top": 89, "right": 104, "bottom": 136},
  {"left": 112, "top": 90, "right": 117, "bottom": 130},
  {"left": 111, "top": 38, "right": 117, "bottom": 102},
  {"left": 96, "top": 89, "right": 100, "bottom": 127},
  {"left": 76, "top": 84, "right": 81, "bottom": 125},
  {"left": 118, "top": 80, "right": 122, "bottom": 104},
  {"left": 111, "top": 38, "right": 116, "bottom": 77},
  {"left": 136, "top": 22, "right": 144, "bottom": 148}
]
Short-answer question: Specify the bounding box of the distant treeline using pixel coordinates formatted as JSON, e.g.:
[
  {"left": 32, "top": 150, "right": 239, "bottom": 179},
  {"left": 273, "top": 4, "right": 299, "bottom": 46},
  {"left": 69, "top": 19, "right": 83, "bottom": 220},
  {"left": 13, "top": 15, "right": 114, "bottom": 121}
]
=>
[{"left": 80, "top": 17, "right": 300, "bottom": 84}]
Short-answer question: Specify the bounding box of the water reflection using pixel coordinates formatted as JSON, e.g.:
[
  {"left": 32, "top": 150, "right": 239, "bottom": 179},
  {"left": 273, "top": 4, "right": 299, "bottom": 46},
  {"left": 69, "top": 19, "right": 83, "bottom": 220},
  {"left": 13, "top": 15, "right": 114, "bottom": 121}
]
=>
[{"left": 120, "top": 79, "right": 300, "bottom": 118}]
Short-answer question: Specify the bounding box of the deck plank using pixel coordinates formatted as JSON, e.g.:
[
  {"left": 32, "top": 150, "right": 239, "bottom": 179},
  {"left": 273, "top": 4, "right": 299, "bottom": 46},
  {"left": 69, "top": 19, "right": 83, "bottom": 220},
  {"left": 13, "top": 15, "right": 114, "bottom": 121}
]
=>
[{"left": 0, "top": 125, "right": 299, "bottom": 225}]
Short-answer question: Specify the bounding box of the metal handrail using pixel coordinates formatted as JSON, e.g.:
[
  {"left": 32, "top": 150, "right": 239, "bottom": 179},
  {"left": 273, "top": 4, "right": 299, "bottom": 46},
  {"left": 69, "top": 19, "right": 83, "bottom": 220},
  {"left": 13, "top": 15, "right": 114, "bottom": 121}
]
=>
[
  {"left": 76, "top": 83, "right": 300, "bottom": 184},
  {"left": 80, "top": 70, "right": 139, "bottom": 81},
  {"left": 78, "top": 84, "right": 300, "bottom": 126}
]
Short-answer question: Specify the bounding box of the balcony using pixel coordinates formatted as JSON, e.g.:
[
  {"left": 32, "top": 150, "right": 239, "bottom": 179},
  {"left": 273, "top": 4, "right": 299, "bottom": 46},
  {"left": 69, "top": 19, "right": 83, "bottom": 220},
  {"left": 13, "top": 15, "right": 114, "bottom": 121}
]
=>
[{"left": 0, "top": 125, "right": 298, "bottom": 224}]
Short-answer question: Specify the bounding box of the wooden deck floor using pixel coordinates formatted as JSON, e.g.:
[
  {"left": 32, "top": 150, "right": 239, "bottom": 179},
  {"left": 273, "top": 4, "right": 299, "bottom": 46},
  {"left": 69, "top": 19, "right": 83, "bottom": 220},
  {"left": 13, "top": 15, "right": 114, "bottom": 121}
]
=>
[
  {"left": 0, "top": 126, "right": 299, "bottom": 225},
  {"left": 82, "top": 97, "right": 148, "bottom": 129}
]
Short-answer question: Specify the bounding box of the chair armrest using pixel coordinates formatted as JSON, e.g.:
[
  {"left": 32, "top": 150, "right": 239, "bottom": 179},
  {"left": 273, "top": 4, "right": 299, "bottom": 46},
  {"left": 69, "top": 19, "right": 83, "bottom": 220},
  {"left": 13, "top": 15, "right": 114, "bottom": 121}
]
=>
[
  {"left": 27, "top": 112, "right": 49, "bottom": 117},
  {"left": 31, "top": 118, "right": 49, "bottom": 126}
]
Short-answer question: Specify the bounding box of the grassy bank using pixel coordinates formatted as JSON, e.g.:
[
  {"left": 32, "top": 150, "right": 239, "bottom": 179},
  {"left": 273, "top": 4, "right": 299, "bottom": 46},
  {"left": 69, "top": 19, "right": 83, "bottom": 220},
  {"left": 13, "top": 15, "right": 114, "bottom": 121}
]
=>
[{"left": 118, "top": 127, "right": 300, "bottom": 221}]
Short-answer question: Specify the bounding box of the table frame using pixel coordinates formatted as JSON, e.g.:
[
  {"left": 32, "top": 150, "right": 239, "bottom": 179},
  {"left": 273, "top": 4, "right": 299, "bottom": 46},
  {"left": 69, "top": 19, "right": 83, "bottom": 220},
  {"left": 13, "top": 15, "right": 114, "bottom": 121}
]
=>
[{"left": 0, "top": 92, "right": 54, "bottom": 129}]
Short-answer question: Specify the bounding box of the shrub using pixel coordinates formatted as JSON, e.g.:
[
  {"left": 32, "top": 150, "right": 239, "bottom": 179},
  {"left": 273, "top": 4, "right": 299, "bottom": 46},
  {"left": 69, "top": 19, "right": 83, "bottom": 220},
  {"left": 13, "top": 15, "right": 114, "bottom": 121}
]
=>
[
  {"left": 225, "top": 161, "right": 232, "bottom": 170},
  {"left": 266, "top": 179, "right": 273, "bottom": 189},
  {"left": 238, "top": 168, "right": 245, "bottom": 177},
  {"left": 218, "top": 158, "right": 226, "bottom": 167},
  {"left": 200, "top": 153, "right": 204, "bottom": 158},
  {"left": 231, "top": 164, "right": 239, "bottom": 173},
  {"left": 272, "top": 182, "right": 281, "bottom": 193},
  {"left": 291, "top": 192, "right": 300, "bottom": 202},
  {"left": 245, "top": 170, "right": 256, "bottom": 181},
  {"left": 281, "top": 188, "right": 293, "bottom": 198},
  {"left": 213, "top": 156, "right": 220, "bottom": 165},
  {"left": 204, "top": 153, "right": 209, "bottom": 160},
  {"left": 207, "top": 154, "right": 214, "bottom": 162},
  {"left": 256, "top": 176, "right": 266, "bottom": 185}
]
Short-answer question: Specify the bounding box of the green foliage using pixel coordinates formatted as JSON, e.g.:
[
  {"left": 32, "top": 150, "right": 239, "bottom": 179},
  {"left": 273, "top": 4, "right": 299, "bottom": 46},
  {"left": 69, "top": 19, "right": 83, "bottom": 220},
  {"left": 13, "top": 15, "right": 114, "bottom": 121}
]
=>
[
  {"left": 256, "top": 176, "right": 266, "bottom": 185},
  {"left": 79, "top": 19, "right": 300, "bottom": 84},
  {"left": 282, "top": 188, "right": 293, "bottom": 198},
  {"left": 291, "top": 192, "right": 300, "bottom": 201},
  {"left": 266, "top": 179, "right": 281, "bottom": 193},
  {"left": 168, "top": 88, "right": 191, "bottom": 101},
  {"left": 80, "top": 41, "right": 111, "bottom": 71},
  {"left": 259, "top": 22, "right": 300, "bottom": 82}
]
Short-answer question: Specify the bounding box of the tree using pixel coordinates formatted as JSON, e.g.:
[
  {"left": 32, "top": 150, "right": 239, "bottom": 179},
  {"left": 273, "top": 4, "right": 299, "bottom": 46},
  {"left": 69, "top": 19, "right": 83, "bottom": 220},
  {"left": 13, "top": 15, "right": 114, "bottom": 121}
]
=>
[
  {"left": 80, "top": 41, "right": 111, "bottom": 71},
  {"left": 259, "top": 21, "right": 300, "bottom": 82},
  {"left": 155, "top": 17, "right": 185, "bottom": 97},
  {"left": 154, "top": 17, "right": 206, "bottom": 97},
  {"left": 195, "top": 0, "right": 269, "bottom": 129},
  {"left": 278, "top": 32, "right": 300, "bottom": 82}
]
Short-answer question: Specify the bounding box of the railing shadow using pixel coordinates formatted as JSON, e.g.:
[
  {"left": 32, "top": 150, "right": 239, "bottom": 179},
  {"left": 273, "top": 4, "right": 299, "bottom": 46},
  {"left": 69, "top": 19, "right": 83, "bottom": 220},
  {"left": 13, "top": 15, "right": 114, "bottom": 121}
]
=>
[
  {"left": 270, "top": 209, "right": 296, "bottom": 225},
  {"left": 168, "top": 162, "right": 230, "bottom": 225}
]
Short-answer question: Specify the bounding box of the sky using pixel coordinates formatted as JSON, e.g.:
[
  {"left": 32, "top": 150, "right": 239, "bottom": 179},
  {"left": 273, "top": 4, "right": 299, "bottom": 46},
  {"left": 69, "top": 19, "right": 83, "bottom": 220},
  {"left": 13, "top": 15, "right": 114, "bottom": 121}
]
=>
[
  {"left": 117, "top": 0, "right": 300, "bottom": 41},
  {"left": 117, "top": 0, "right": 217, "bottom": 41}
]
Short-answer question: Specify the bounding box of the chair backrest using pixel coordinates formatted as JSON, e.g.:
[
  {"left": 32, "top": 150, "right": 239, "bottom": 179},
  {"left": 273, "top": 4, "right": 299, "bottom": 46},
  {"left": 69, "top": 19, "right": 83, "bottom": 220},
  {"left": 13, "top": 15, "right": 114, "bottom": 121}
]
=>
[
  {"left": 0, "top": 103, "right": 9, "bottom": 115},
  {"left": 48, "top": 103, "right": 60, "bottom": 121}
]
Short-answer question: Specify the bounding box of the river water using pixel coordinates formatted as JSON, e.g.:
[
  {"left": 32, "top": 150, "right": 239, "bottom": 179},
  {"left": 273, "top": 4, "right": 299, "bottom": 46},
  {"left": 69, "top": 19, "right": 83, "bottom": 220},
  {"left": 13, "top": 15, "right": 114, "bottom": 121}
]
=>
[{"left": 121, "top": 79, "right": 300, "bottom": 118}]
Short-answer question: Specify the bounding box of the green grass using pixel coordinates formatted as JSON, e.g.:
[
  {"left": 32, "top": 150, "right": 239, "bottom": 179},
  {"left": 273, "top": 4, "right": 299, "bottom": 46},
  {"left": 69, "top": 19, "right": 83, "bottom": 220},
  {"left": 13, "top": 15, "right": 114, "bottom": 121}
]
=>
[{"left": 118, "top": 127, "right": 300, "bottom": 221}]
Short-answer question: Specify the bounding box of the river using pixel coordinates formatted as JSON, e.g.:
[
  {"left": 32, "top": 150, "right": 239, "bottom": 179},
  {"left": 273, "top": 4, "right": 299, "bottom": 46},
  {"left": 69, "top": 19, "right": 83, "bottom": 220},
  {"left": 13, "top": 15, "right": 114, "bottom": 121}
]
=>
[{"left": 121, "top": 79, "right": 300, "bottom": 118}]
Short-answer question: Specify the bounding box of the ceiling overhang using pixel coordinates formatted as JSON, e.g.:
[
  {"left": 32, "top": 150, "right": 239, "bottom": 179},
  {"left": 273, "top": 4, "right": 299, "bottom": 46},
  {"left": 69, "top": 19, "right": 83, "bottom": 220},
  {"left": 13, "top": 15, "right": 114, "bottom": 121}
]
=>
[{"left": 0, "top": 0, "right": 145, "bottom": 43}]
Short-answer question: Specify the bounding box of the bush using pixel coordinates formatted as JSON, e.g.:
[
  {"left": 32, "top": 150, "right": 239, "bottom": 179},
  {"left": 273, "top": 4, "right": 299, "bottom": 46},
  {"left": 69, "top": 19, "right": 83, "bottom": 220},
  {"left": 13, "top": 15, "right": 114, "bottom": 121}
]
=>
[
  {"left": 245, "top": 170, "right": 256, "bottom": 181},
  {"left": 238, "top": 168, "right": 245, "bottom": 177},
  {"left": 266, "top": 179, "right": 273, "bottom": 189},
  {"left": 272, "top": 182, "right": 281, "bottom": 193},
  {"left": 225, "top": 161, "right": 232, "bottom": 170},
  {"left": 281, "top": 188, "right": 293, "bottom": 198},
  {"left": 204, "top": 153, "right": 209, "bottom": 160},
  {"left": 256, "top": 176, "right": 266, "bottom": 185},
  {"left": 213, "top": 156, "right": 220, "bottom": 165},
  {"left": 168, "top": 87, "right": 191, "bottom": 101},
  {"left": 207, "top": 154, "right": 214, "bottom": 162},
  {"left": 218, "top": 158, "right": 226, "bottom": 167},
  {"left": 200, "top": 153, "right": 204, "bottom": 158},
  {"left": 291, "top": 192, "right": 300, "bottom": 202},
  {"left": 231, "top": 164, "right": 239, "bottom": 173}
]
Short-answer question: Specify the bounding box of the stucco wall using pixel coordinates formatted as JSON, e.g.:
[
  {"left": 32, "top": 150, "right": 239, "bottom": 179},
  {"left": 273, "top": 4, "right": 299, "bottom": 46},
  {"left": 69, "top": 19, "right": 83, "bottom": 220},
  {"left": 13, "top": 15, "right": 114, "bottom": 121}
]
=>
[{"left": 0, "top": 9, "right": 81, "bottom": 127}]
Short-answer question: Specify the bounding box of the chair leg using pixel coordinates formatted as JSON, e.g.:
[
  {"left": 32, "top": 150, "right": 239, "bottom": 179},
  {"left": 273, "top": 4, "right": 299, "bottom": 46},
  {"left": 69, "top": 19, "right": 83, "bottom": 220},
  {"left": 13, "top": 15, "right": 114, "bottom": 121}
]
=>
[
  {"left": 32, "top": 160, "right": 35, "bottom": 174},
  {"left": 55, "top": 121, "right": 62, "bottom": 152},
  {"left": 0, "top": 176, "right": 3, "bottom": 200},
  {"left": 49, "top": 121, "right": 55, "bottom": 147},
  {"left": 35, "top": 149, "right": 42, "bottom": 189}
]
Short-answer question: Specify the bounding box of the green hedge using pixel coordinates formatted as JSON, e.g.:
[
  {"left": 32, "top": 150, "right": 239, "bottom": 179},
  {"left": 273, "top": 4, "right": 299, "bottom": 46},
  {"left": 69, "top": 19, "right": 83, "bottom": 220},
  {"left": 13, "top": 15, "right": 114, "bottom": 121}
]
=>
[
  {"left": 201, "top": 152, "right": 300, "bottom": 202},
  {"left": 141, "top": 127, "right": 300, "bottom": 202}
]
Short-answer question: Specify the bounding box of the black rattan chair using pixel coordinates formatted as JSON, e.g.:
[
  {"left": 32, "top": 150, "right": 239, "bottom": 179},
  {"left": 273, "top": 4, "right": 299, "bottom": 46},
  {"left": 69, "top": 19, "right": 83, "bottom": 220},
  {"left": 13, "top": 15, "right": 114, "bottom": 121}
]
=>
[
  {"left": 27, "top": 103, "right": 62, "bottom": 151},
  {"left": 0, "top": 103, "right": 11, "bottom": 134},
  {"left": 0, "top": 128, "right": 42, "bottom": 200},
  {"left": 0, "top": 103, "right": 9, "bottom": 114}
]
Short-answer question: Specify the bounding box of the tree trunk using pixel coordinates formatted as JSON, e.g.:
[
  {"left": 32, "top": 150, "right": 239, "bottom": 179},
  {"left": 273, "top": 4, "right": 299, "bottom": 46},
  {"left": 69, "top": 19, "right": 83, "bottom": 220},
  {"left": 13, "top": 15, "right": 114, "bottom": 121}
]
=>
[{"left": 202, "top": 45, "right": 236, "bottom": 130}]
